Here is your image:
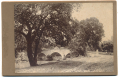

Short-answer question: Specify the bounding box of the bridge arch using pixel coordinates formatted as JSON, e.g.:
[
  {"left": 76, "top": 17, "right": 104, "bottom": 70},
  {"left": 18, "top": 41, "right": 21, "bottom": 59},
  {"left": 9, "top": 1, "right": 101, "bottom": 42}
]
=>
[
  {"left": 51, "top": 52, "right": 62, "bottom": 61},
  {"left": 66, "top": 53, "right": 71, "bottom": 58},
  {"left": 40, "top": 47, "right": 71, "bottom": 60},
  {"left": 37, "top": 53, "right": 47, "bottom": 61},
  {"left": 60, "top": 48, "right": 71, "bottom": 59}
]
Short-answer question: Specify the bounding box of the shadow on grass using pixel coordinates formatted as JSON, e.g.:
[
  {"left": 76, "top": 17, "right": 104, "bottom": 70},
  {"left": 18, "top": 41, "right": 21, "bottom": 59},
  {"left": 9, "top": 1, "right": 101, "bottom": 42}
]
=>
[
  {"left": 36, "top": 60, "right": 84, "bottom": 70},
  {"left": 17, "top": 60, "right": 84, "bottom": 70}
]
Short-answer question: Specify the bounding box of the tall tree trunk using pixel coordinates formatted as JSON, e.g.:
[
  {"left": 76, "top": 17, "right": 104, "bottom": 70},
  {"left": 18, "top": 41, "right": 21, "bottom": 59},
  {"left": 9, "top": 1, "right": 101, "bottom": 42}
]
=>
[
  {"left": 31, "top": 25, "right": 45, "bottom": 65},
  {"left": 26, "top": 33, "right": 37, "bottom": 66},
  {"left": 33, "top": 27, "right": 45, "bottom": 64},
  {"left": 33, "top": 39, "right": 40, "bottom": 65},
  {"left": 27, "top": 41, "right": 35, "bottom": 66}
]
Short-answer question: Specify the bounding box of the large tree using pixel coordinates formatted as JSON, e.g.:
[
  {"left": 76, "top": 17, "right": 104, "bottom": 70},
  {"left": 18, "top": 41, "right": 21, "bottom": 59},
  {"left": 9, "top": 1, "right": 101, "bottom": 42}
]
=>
[
  {"left": 69, "top": 17, "right": 104, "bottom": 56},
  {"left": 14, "top": 3, "right": 79, "bottom": 66}
]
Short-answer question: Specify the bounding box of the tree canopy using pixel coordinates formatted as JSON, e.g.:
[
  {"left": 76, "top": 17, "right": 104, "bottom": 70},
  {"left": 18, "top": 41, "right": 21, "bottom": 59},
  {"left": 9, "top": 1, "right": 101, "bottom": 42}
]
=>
[
  {"left": 68, "top": 17, "right": 104, "bottom": 56},
  {"left": 14, "top": 3, "right": 80, "bottom": 66},
  {"left": 79, "top": 17, "right": 104, "bottom": 50}
]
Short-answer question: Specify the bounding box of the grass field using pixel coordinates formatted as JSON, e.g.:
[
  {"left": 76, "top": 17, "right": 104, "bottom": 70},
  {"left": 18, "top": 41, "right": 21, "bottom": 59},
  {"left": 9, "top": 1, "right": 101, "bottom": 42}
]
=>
[{"left": 15, "top": 51, "right": 114, "bottom": 73}]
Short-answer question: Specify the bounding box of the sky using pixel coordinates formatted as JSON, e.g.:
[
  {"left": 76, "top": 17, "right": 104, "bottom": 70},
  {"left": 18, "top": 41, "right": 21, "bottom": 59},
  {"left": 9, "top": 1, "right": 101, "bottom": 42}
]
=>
[{"left": 72, "top": 3, "right": 113, "bottom": 42}]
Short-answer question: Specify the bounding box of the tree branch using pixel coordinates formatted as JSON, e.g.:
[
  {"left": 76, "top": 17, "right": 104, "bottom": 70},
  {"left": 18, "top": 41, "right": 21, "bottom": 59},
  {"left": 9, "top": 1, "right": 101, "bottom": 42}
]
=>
[
  {"left": 31, "top": 13, "right": 50, "bottom": 42},
  {"left": 15, "top": 30, "right": 26, "bottom": 37}
]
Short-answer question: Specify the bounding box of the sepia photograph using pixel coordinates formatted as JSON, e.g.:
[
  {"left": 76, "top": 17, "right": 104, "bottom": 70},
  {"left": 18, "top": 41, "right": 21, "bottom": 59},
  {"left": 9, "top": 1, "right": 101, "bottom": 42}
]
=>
[{"left": 14, "top": 2, "right": 114, "bottom": 73}]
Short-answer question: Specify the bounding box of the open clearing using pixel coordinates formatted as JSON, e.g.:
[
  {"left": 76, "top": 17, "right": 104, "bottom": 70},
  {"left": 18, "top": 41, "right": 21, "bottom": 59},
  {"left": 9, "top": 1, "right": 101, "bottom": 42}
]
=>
[{"left": 15, "top": 52, "right": 114, "bottom": 73}]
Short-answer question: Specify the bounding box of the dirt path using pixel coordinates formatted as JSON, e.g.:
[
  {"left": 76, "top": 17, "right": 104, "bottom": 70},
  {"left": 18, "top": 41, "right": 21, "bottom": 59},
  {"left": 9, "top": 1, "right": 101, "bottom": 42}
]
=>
[{"left": 15, "top": 52, "right": 114, "bottom": 73}]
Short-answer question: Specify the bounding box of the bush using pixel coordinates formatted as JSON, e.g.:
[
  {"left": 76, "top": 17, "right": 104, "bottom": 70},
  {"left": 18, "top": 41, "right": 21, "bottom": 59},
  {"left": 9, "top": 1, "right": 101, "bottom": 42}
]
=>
[
  {"left": 76, "top": 47, "right": 87, "bottom": 56},
  {"left": 68, "top": 41, "right": 87, "bottom": 57},
  {"left": 101, "top": 41, "right": 113, "bottom": 52},
  {"left": 68, "top": 36, "right": 87, "bottom": 57}
]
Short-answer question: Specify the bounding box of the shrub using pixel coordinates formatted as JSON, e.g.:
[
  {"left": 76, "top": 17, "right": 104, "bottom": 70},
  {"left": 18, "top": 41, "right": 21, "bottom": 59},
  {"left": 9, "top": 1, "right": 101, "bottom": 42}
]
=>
[
  {"left": 68, "top": 41, "right": 87, "bottom": 57},
  {"left": 101, "top": 41, "right": 113, "bottom": 52}
]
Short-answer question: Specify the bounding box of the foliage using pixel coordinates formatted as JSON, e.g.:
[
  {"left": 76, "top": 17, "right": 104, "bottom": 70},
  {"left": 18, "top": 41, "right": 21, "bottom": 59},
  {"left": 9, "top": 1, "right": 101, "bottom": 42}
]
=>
[
  {"left": 69, "top": 17, "right": 104, "bottom": 56},
  {"left": 101, "top": 40, "right": 113, "bottom": 52},
  {"left": 14, "top": 3, "right": 79, "bottom": 66},
  {"left": 15, "top": 33, "right": 27, "bottom": 58},
  {"left": 78, "top": 17, "right": 104, "bottom": 50}
]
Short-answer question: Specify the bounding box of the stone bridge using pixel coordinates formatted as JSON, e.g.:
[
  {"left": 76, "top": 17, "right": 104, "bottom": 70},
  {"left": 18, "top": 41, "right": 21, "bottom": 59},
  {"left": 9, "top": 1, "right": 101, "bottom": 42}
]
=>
[{"left": 38, "top": 47, "right": 71, "bottom": 60}]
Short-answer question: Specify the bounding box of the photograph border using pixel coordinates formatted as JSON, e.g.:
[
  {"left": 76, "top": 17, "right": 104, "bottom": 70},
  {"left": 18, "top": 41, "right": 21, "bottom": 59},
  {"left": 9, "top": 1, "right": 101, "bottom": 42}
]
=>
[{"left": 2, "top": 1, "right": 117, "bottom": 76}]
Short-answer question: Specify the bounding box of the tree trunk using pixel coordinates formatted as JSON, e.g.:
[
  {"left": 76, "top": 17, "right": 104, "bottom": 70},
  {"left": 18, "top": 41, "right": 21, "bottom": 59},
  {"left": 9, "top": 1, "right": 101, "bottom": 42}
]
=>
[
  {"left": 27, "top": 41, "right": 36, "bottom": 66},
  {"left": 33, "top": 39, "right": 40, "bottom": 65},
  {"left": 26, "top": 33, "right": 37, "bottom": 66},
  {"left": 33, "top": 29, "right": 44, "bottom": 65}
]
